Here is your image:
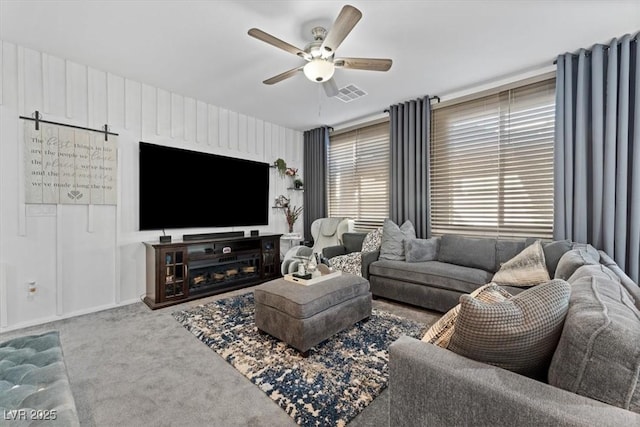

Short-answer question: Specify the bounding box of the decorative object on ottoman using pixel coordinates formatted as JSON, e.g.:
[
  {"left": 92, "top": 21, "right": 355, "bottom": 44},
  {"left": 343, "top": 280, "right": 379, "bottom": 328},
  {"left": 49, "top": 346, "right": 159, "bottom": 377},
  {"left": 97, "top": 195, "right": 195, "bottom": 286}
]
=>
[
  {"left": 0, "top": 331, "right": 80, "bottom": 426},
  {"left": 254, "top": 273, "right": 372, "bottom": 355}
]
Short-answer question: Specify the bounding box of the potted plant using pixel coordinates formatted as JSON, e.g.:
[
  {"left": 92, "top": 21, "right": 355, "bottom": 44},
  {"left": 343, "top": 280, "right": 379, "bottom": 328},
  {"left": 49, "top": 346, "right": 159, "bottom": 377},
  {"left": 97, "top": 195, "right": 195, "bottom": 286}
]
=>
[
  {"left": 294, "top": 178, "right": 304, "bottom": 189},
  {"left": 284, "top": 205, "right": 303, "bottom": 233},
  {"left": 274, "top": 158, "right": 287, "bottom": 177}
]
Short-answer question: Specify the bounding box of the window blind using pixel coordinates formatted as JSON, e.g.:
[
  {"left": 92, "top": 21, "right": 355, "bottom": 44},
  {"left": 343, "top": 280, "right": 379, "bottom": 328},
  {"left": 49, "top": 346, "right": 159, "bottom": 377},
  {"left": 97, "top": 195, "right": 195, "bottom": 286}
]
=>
[
  {"left": 431, "top": 78, "right": 555, "bottom": 238},
  {"left": 328, "top": 121, "right": 390, "bottom": 231}
]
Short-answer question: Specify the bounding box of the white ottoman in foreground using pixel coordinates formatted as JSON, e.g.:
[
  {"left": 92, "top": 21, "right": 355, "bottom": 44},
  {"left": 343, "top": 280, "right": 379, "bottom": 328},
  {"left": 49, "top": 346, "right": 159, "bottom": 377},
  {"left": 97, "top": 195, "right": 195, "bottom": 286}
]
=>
[{"left": 254, "top": 273, "right": 372, "bottom": 356}]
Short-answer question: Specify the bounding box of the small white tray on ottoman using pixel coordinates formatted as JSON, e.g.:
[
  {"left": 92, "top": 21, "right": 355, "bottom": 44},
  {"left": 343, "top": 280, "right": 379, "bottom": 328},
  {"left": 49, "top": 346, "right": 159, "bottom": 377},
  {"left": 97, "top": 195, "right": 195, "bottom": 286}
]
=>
[
  {"left": 254, "top": 273, "right": 371, "bottom": 356},
  {"left": 283, "top": 270, "right": 342, "bottom": 285}
]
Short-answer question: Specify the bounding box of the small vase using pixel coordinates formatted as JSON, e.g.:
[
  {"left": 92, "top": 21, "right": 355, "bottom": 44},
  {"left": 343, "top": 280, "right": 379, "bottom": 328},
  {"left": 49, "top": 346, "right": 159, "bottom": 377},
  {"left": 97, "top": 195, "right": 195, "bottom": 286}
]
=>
[{"left": 288, "top": 224, "right": 294, "bottom": 233}]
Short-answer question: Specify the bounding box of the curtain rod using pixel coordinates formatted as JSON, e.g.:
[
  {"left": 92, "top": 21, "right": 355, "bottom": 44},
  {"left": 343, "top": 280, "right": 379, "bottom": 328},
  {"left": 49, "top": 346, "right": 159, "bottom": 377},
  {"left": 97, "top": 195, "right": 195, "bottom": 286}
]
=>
[
  {"left": 19, "top": 110, "right": 118, "bottom": 141},
  {"left": 383, "top": 95, "right": 440, "bottom": 113},
  {"left": 552, "top": 34, "right": 638, "bottom": 65}
]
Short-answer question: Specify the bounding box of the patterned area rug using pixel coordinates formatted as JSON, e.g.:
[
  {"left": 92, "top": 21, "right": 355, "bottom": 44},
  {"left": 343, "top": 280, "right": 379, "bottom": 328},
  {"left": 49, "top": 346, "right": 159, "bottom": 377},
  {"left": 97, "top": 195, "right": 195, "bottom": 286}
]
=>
[{"left": 173, "top": 293, "right": 427, "bottom": 427}]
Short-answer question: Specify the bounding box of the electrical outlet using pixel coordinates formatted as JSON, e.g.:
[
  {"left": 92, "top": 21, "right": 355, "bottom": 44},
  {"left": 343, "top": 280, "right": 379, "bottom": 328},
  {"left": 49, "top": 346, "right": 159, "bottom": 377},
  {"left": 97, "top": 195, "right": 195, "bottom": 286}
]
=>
[{"left": 27, "top": 281, "right": 37, "bottom": 296}]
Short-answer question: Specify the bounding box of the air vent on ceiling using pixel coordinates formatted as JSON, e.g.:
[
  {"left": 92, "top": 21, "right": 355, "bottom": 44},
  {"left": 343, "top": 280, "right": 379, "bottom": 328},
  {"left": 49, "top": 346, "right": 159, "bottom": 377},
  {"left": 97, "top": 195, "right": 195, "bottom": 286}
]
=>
[{"left": 335, "top": 84, "right": 367, "bottom": 103}]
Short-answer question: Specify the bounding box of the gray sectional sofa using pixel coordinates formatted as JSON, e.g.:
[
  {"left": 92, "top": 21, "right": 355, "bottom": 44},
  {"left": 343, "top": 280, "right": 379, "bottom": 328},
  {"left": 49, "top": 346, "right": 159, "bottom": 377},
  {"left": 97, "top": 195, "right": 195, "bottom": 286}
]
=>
[
  {"left": 367, "top": 234, "right": 572, "bottom": 312},
  {"left": 389, "top": 248, "right": 640, "bottom": 426},
  {"left": 328, "top": 232, "right": 640, "bottom": 424}
]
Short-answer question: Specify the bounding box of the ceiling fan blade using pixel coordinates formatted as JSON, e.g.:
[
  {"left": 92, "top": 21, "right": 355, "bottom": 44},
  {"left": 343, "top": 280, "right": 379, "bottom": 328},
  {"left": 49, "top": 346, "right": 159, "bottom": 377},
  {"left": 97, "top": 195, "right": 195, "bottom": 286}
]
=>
[
  {"left": 323, "top": 79, "right": 339, "bottom": 97},
  {"left": 320, "top": 5, "right": 362, "bottom": 57},
  {"left": 248, "top": 28, "right": 311, "bottom": 60},
  {"left": 263, "top": 67, "right": 303, "bottom": 85},
  {"left": 334, "top": 57, "right": 393, "bottom": 72}
]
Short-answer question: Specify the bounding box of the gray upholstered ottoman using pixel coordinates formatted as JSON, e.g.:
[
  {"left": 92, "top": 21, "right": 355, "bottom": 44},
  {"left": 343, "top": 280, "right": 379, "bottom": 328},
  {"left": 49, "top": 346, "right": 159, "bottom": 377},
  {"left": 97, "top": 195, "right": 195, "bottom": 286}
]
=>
[{"left": 254, "top": 273, "right": 372, "bottom": 355}]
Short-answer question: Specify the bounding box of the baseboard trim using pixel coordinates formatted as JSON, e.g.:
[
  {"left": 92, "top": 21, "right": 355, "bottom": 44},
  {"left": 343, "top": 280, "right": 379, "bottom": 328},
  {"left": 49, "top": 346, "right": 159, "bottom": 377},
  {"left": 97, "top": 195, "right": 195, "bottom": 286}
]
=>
[{"left": 0, "top": 298, "right": 141, "bottom": 334}]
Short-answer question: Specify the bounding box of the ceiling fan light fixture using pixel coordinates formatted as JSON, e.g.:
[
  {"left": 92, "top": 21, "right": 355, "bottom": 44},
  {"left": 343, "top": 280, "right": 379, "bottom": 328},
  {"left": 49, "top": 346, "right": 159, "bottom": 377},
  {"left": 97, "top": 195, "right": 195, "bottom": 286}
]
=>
[{"left": 303, "top": 59, "right": 335, "bottom": 82}]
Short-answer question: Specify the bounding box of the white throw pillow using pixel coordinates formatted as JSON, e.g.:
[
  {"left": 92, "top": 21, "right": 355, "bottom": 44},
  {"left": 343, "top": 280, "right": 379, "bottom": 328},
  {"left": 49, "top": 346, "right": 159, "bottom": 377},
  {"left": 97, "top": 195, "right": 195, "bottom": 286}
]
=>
[{"left": 492, "top": 240, "right": 550, "bottom": 286}]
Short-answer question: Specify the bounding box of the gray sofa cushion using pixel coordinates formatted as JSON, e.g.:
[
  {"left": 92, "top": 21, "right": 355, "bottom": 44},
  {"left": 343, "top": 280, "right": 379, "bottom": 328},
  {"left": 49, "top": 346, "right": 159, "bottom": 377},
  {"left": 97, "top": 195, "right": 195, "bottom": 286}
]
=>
[
  {"left": 369, "top": 259, "right": 494, "bottom": 295},
  {"left": 341, "top": 232, "right": 367, "bottom": 254},
  {"left": 599, "top": 250, "right": 640, "bottom": 309},
  {"left": 525, "top": 239, "right": 573, "bottom": 276},
  {"left": 404, "top": 237, "right": 440, "bottom": 263},
  {"left": 495, "top": 240, "right": 526, "bottom": 270},
  {"left": 0, "top": 331, "right": 80, "bottom": 426},
  {"left": 438, "top": 235, "right": 496, "bottom": 272},
  {"left": 542, "top": 240, "right": 573, "bottom": 276},
  {"left": 567, "top": 264, "right": 621, "bottom": 285},
  {"left": 555, "top": 246, "right": 600, "bottom": 280},
  {"left": 380, "top": 219, "right": 416, "bottom": 261},
  {"left": 448, "top": 279, "right": 571, "bottom": 379},
  {"left": 548, "top": 276, "right": 640, "bottom": 413}
]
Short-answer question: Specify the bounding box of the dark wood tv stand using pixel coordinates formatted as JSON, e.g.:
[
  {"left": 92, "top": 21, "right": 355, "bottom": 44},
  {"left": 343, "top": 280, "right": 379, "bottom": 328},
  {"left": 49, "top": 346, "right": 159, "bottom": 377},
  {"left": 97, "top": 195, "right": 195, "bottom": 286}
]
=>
[{"left": 143, "top": 233, "right": 282, "bottom": 309}]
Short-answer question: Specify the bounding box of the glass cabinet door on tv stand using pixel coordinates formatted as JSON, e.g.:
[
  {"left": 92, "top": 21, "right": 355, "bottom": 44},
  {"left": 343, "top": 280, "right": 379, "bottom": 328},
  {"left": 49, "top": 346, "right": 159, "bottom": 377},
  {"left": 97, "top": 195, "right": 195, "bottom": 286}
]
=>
[{"left": 159, "top": 246, "right": 187, "bottom": 301}]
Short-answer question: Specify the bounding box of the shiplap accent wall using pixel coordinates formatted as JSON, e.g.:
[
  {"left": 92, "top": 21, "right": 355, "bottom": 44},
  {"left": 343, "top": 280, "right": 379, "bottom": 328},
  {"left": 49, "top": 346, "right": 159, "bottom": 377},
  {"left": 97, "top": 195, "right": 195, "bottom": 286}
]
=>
[{"left": 0, "top": 40, "right": 304, "bottom": 331}]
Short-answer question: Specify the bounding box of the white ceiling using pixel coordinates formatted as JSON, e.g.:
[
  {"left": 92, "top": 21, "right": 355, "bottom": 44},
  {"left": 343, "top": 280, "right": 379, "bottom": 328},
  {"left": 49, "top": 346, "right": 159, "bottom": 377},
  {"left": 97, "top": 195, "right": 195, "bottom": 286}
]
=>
[{"left": 1, "top": 1, "right": 638, "bottom": 131}]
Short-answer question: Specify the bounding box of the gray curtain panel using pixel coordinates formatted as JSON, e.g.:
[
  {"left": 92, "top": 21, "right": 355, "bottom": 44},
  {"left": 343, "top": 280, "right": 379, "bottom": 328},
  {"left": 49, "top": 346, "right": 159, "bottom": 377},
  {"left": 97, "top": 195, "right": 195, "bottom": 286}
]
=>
[
  {"left": 389, "top": 96, "right": 431, "bottom": 238},
  {"left": 303, "top": 126, "right": 329, "bottom": 242},
  {"left": 554, "top": 33, "right": 639, "bottom": 282}
]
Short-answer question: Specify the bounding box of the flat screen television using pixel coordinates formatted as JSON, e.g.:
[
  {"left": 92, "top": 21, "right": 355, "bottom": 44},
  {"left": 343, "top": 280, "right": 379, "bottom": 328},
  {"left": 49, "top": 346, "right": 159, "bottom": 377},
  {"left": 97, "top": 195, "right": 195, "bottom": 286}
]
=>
[{"left": 139, "top": 142, "right": 269, "bottom": 230}]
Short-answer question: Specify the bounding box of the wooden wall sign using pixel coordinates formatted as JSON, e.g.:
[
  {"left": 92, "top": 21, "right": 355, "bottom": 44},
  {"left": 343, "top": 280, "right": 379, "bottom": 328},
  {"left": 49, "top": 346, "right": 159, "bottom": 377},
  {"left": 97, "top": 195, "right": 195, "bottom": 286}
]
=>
[{"left": 24, "top": 121, "right": 117, "bottom": 205}]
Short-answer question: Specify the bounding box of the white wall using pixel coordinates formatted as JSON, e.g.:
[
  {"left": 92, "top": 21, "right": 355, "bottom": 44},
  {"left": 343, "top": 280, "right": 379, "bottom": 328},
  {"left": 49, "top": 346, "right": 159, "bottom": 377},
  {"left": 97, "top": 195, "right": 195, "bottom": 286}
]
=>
[{"left": 0, "top": 40, "right": 304, "bottom": 331}]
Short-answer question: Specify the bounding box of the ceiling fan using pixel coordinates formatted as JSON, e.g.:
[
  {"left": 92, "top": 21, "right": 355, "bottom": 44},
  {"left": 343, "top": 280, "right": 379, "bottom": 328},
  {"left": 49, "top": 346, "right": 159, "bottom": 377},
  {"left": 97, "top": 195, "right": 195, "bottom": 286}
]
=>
[{"left": 248, "top": 4, "right": 392, "bottom": 97}]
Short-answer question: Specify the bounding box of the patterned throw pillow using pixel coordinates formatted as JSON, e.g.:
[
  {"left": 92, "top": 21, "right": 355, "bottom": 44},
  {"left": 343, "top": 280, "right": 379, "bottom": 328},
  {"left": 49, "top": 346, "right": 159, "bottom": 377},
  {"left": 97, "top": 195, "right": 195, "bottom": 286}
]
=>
[
  {"left": 379, "top": 219, "right": 416, "bottom": 261},
  {"left": 327, "top": 252, "right": 362, "bottom": 276},
  {"left": 361, "top": 227, "right": 383, "bottom": 252},
  {"left": 422, "top": 284, "right": 511, "bottom": 348},
  {"left": 492, "top": 240, "right": 550, "bottom": 286},
  {"left": 328, "top": 228, "right": 384, "bottom": 277},
  {"left": 447, "top": 279, "right": 571, "bottom": 379}
]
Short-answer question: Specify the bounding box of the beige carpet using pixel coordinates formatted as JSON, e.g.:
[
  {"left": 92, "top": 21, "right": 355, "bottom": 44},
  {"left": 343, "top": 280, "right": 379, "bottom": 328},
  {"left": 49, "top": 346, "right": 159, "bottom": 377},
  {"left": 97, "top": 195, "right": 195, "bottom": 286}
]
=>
[{"left": 0, "top": 286, "right": 439, "bottom": 426}]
